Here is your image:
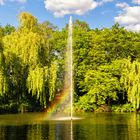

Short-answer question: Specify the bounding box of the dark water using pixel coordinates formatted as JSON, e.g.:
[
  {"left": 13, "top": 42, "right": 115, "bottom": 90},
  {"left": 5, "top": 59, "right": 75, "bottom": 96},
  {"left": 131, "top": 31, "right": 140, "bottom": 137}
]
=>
[{"left": 0, "top": 112, "right": 140, "bottom": 140}]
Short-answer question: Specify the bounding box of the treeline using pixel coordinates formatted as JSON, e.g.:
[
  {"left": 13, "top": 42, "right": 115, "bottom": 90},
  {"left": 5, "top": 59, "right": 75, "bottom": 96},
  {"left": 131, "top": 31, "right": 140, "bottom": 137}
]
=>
[{"left": 0, "top": 12, "right": 140, "bottom": 113}]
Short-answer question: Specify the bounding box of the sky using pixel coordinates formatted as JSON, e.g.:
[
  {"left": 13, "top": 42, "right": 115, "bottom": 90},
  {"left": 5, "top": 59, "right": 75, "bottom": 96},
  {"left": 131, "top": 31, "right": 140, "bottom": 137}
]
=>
[{"left": 0, "top": 0, "right": 140, "bottom": 31}]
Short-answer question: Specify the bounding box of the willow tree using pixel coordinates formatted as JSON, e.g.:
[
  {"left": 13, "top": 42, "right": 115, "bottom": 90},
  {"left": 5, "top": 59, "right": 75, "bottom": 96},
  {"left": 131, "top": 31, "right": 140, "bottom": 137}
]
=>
[
  {"left": 0, "top": 39, "right": 7, "bottom": 95},
  {"left": 2, "top": 12, "right": 58, "bottom": 109},
  {"left": 18, "top": 12, "right": 38, "bottom": 31},
  {"left": 120, "top": 59, "right": 140, "bottom": 109}
]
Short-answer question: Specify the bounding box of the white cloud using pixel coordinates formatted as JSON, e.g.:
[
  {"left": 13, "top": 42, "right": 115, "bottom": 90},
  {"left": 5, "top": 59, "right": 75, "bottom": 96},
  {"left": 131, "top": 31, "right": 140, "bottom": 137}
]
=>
[
  {"left": 0, "top": 0, "right": 26, "bottom": 5},
  {"left": 132, "top": 0, "right": 140, "bottom": 4},
  {"left": 18, "top": 0, "right": 26, "bottom": 2},
  {"left": 0, "top": 0, "right": 5, "bottom": 5},
  {"left": 9, "top": 0, "right": 26, "bottom": 3},
  {"left": 99, "top": 0, "right": 113, "bottom": 6},
  {"left": 44, "top": 0, "right": 97, "bottom": 17},
  {"left": 116, "top": 2, "right": 129, "bottom": 9},
  {"left": 101, "top": 0, "right": 113, "bottom": 2},
  {"left": 125, "top": 24, "right": 140, "bottom": 31},
  {"left": 115, "top": 6, "right": 140, "bottom": 32},
  {"left": 44, "top": 0, "right": 113, "bottom": 17}
]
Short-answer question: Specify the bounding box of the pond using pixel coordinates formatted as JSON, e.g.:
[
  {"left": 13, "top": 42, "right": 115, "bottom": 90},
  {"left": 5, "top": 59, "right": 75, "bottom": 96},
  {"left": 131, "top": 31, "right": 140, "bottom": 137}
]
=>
[{"left": 0, "top": 112, "right": 140, "bottom": 140}]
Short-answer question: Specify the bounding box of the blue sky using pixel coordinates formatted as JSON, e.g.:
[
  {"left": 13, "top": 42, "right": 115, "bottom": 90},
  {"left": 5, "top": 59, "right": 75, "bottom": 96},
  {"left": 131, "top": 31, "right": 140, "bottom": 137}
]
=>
[{"left": 0, "top": 0, "right": 140, "bottom": 31}]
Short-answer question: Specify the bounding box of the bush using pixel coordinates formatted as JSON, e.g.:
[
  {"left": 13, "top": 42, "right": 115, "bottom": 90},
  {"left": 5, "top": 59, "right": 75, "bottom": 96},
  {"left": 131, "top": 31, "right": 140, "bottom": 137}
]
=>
[{"left": 111, "top": 103, "right": 135, "bottom": 112}]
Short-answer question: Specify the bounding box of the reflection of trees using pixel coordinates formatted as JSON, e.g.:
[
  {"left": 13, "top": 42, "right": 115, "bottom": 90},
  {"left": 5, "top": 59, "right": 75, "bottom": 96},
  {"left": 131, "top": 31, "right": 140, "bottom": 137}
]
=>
[
  {"left": 74, "top": 113, "right": 140, "bottom": 140},
  {"left": 127, "top": 113, "right": 140, "bottom": 140},
  {"left": 27, "top": 124, "right": 49, "bottom": 140},
  {"left": 0, "top": 113, "right": 140, "bottom": 140},
  {"left": 0, "top": 126, "right": 6, "bottom": 140},
  {"left": 55, "top": 121, "right": 73, "bottom": 140},
  {"left": 27, "top": 124, "right": 43, "bottom": 140},
  {"left": 27, "top": 123, "right": 56, "bottom": 140},
  {"left": 0, "top": 125, "right": 28, "bottom": 140},
  {"left": 27, "top": 122, "right": 74, "bottom": 140}
]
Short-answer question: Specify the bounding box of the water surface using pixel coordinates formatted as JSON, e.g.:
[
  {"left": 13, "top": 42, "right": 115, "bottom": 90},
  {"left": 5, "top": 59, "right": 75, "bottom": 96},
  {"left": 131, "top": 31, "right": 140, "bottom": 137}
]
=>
[{"left": 0, "top": 112, "right": 140, "bottom": 140}]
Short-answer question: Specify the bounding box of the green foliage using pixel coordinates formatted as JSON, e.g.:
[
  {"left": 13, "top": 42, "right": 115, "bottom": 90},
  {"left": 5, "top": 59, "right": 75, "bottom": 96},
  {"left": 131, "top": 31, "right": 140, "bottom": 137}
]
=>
[
  {"left": 0, "top": 70, "right": 7, "bottom": 95},
  {"left": 48, "top": 30, "right": 67, "bottom": 90},
  {"left": 3, "top": 24, "right": 15, "bottom": 35},
  {"left": 3, "top": 31, "right": 45, "bottom": 67},
  {"left": 18, "top": 12, "right": 38, "bottom": 31},
  {"left": 112, "top": 103, "right": 135, "bottom": 112},
  {"left": 0, "top": 12, "right": 59, "bottom": 110},
  {"left": 0, "top": 37, "right": 7, "bottom": 95},
  {"left": 78, "top": 60, "right": 122, "bottom": 107},
  {"left": 48, "top": 63, "right": 57, "bottom": 101},
  {"left": 27, "top": 66, "right": 48, "bottom": 102},
  {"left": 73, "top": 20, "right": 90, "bottom": 31},
  {"left": 74, "top": 95, "right": 97, "bottom": 112},
  {"left": 120, "top": 59, "right": 140, "bottom": 109},
  {"left": 1, "top": 12, "right": 140, "bottom": 113},
  {"left": 73, "top": 23, "right": 140, "bottom": 112}
]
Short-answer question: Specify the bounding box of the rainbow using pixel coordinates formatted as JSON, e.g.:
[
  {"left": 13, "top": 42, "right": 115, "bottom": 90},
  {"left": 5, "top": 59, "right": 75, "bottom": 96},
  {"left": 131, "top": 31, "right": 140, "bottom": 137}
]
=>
[{"left": 42, "top": 86, "right": 71, "bottom": 119}]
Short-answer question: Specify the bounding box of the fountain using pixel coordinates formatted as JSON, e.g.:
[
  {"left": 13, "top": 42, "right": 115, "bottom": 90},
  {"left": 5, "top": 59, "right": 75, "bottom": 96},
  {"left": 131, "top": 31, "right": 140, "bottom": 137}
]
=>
[
  {"left": 68, "top": 16, "right": 73, "bottom": 120},
  {"left": 43, "top": 16, "right": 81, "bottom": 121},
  {"left": 63, "top": 16, "right": 81, "bottom": 120},
  {"left": 55, "top": 16, "right": 73, "bottom": 120}
]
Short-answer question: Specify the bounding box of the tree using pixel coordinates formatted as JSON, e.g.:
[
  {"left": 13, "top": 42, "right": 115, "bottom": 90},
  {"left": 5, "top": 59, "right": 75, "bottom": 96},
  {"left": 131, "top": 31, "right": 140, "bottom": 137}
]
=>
[
  {"left": 120, "top": 59, "right": 140, "bottom": 109},
  {"left": 73, "top": 20, "right": 90, "bottom": 31},
  {"left": 0, "top": 39, "right": 7, "bottom": 96},
  {"left": 1, "top": 12, "right": 58, "bottom": 111},
  {"left": 3, "top": 24, "right": 15, "bottom": 35},
  {"left": 18, "top": 12, "right": 38, "bottom": 31}
]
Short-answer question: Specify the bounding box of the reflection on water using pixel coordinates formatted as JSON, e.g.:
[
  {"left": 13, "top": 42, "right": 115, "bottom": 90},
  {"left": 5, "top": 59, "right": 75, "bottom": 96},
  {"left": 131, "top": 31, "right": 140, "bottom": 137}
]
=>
[{"left": 0, "top": 113, "right": 140, "bottom": 140}]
